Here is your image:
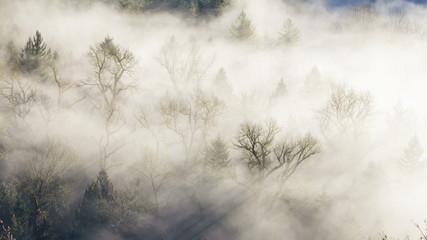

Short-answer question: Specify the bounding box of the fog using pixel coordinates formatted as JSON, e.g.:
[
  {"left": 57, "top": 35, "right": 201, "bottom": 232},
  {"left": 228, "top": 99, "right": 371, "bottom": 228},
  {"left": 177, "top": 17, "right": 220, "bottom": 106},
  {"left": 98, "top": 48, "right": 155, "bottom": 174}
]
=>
[{"left": 1, "top": 0, "right": 427, "bottom": 239}]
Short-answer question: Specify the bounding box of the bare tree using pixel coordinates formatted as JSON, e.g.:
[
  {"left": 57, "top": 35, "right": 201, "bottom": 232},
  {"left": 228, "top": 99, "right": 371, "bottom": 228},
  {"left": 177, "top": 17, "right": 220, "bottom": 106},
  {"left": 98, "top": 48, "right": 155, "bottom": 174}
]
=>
[
  {"left": 84, "top": 36, "right": 137, "bottom": 170},
  {"left": 0, "top": 74, "right": 63, "bottom": 138},
  {"left": 234, "top": 120, "right": 319, "bottom": 183},
  {"left": 131, "top": 152, "right": 171, "bottom": 212},
  {"left": 97, "top": 125, "right": 128, "bottom": 170},
  {"left": 84, "top": 36, "right": 137, "bottom": 122},
  {"left": 386, "top": 10, "right": 422, "bottom": 36},
  {"left": 416, "top": 220, "right": 427, "bottom": 240},
  {"left": 382, "top": 220, "right": 427, "bottom": 240},
  {"left": 48, "top": 52, "right": 85, "bottom": 108},
  {"left": 158, "top": 90, "right": 223, "bottom": 161},
  {"left": 270, "top": 134, "right": 319, "bottom": 182},
  {"left": 158, "top": 37, "right": 213, "bottom": 92},
  {"left": 347, "top": 1, "right": 378, "bottom": 26},
  {"left": 235, "top": 121, "right": 279, "bottom": 174},
  {"left": 134, "top": 105, "right": 165, "bottom": 155},
  {"left": 13, "top": 139, "right": 77, "bottom": 240},
  {"left": 0, "top": 78, "right": 37, "bottom": 122},
  {"left": 318, "top": 83, "right": 373, "bottom": 141},
  {"left": 0, "top": 220, "right": 15, "bottom": 240}
]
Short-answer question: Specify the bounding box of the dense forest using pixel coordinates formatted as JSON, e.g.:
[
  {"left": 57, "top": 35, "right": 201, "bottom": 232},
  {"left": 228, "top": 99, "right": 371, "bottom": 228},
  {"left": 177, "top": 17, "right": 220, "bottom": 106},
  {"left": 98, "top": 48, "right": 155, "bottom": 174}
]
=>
[{"left": 1, "top": 0, "right": 427, "bottom": 239}]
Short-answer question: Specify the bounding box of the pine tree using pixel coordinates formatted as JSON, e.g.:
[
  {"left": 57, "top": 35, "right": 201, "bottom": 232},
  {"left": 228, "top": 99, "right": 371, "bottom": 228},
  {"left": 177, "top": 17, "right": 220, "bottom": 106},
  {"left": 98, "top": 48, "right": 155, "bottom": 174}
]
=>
[
  {"left": 229, "top": 11, "right": 255, "bottom": 41},
  {"left": 18, "top": 31, "right": 54, "bottom": 77},
  {"left": 279, "top": 18, "right": 300, "bottom": 44},
  {"left": 399, "top": 136, "right": 424, "bottom": 172},
  {"left": 5, "top": 42, "right": 20, "bottom": 73},
  {"left": 73, "top": 170, "right": 149, "bottom": 238},
  {"left": 303, "top": 67, "right": 323, "bottom": 94},
  {"left": 212, "top": 68, "right": 233, "bottom": 98},
  {"left": 206, "top": 136, "right": 230, "bottom": 170},
  {"left": 273, "top": 78, "right": 287, "bottom": 98},
  {"left": 73, "top": 170, "right": 116, "bottom": 238}
]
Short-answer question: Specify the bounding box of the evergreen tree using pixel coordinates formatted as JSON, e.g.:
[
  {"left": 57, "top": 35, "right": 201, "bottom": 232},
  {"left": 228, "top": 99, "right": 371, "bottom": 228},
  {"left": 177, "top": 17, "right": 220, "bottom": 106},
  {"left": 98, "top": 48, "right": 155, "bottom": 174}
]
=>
[
  {"left": 273, "top": 78, "right": 287, "bottom": 98},
  {"left": 5, "top": 42, "right": 20, "bottom": 73},
  {"left": 73, "top": 170, "right": 116, "bottom": 238},
  {"left": 18, "top": 31, "right": 54, "bottom": 78},
  {"left": 279, "top": 18, "right": 300, "bottom": 44},
  {"left": 303, "top": 67, "right": 323, "bottom": 94},
  {"left": 206, "top": 136, "right": 230, "bottom": 170},
  {"left": 399, "top": 136, "right": 425, "bottom": 172},
  {"left": 73, "top": 170, "right": 149, "bottom": 239},
  {"left": 386, "top": 99, "right": 411, "bottom": 133},
  {"left": 75, "top": 170, "right": 115, "bottom": 227},
  {"left": 212, "top": 68, "right": 233, "bottom": 98},
  {"left": 229, "top": 11, "right": 255, "bottom": 41}
]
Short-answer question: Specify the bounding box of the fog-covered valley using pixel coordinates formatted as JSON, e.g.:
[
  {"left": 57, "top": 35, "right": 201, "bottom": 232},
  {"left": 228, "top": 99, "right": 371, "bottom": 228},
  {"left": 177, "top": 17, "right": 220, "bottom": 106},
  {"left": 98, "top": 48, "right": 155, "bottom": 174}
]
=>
[{"left": 1, "top": 0, "right": 427, "bottom": 239}]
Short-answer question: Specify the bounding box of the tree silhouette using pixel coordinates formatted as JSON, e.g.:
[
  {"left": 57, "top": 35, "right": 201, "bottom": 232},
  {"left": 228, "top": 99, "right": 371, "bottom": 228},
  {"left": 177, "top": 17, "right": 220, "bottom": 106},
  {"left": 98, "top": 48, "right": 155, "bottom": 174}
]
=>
[
  {"left": 229, "top": 11, "right": 255, "bottom": 40},
  {"left": 279, "top": 18, "right": 300, "bottom": 44},
  {"left": 73, "top": 170, "right": 115, "bottom": 236},
  {"left": 205, "top": 136, "right": 230, "bottom": 170},
  {"left": 85, "top": 36, "right": 137, "bottom": 122},
  {"left": 18, "top": 31, "right": 54, "bottom": 79},
  {"left": 399, "top": 135, "right": 425, "bottom": 173},
  {"left": 235, "top": 121, "right": 319, "bottom": 182}
]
